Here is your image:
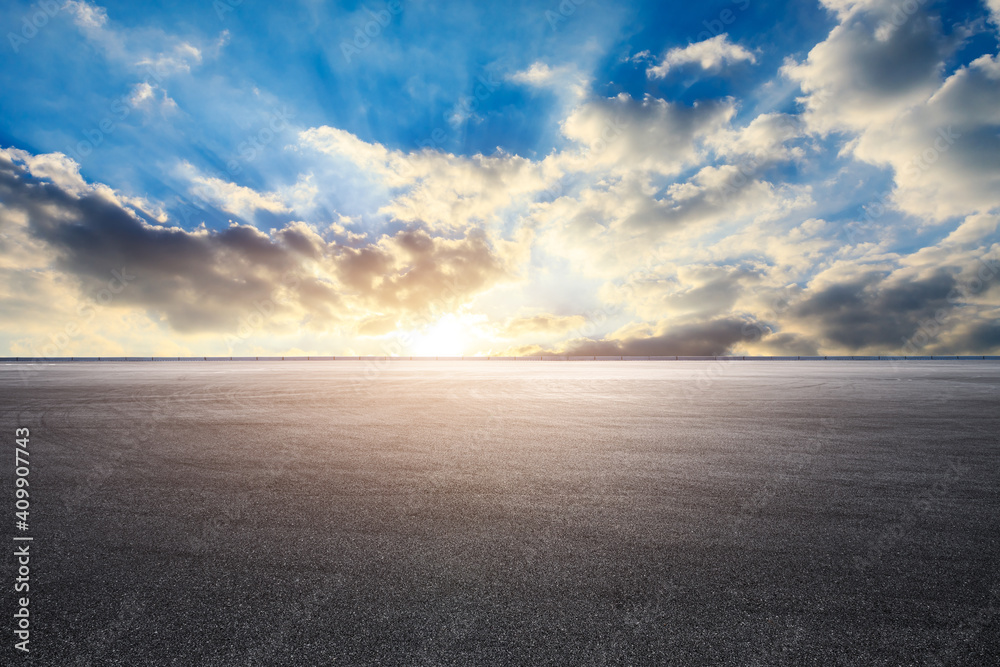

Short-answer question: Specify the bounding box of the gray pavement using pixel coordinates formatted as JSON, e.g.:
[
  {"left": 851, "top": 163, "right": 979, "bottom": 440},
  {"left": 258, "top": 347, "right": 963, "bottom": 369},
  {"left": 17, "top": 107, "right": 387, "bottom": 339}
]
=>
[{"left": 2, "top": 361, "right": 999, "bottom": 665}]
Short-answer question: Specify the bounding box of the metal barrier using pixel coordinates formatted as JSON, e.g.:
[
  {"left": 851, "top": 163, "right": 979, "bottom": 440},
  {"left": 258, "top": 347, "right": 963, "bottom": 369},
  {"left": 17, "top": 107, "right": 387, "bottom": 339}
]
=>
[{"left": 2, "top": 356, "right": 999, "bottom": 363}]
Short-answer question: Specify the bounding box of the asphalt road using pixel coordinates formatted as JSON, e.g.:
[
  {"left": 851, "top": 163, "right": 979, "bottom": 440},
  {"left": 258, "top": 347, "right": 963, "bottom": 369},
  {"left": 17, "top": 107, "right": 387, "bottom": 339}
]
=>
[{"left": 2, "top": 361, "right": 999, "bottom": 665}]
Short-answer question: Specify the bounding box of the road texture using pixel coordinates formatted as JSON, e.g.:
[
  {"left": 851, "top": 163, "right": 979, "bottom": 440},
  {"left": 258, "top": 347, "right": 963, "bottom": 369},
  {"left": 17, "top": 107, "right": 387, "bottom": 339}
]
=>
[{"left": 1, "top": 361, "right": 999, "bottom": 665}]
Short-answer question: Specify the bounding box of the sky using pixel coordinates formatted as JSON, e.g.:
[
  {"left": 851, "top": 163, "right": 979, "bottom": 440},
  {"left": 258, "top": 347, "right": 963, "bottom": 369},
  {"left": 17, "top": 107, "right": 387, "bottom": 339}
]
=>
[{"left": 0, "top": 0, "right": 998, "bottom": 357}]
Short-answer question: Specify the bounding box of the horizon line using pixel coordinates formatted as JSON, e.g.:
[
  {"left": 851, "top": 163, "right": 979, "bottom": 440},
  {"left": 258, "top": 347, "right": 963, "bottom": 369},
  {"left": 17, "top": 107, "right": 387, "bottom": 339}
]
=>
[{"left": 3, "top": 355, "right": 1000, "bottom": 363}]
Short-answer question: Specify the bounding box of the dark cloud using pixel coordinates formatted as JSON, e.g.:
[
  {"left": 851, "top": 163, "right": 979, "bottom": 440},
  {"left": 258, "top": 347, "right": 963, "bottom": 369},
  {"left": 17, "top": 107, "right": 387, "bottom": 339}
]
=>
[
  {"left": 0, "top": 162, "right": 290, "bottom": 332},
  {"left": 950, "top": 321, "right": 1000, "bottom": 354},
  {"left": 791, "top": 272, "right": 957, "bottom": 350},
  {"left": 335, "top": 228, "right": 509, "bottom": 314},
  {"left": 751, "top": 332, "right": 820, "bottom": 357},
  {"left": 841, "top": 9, "right": 948, "bottom": 98},
  {"left": 563, "top": 318, "right": 761, "bottom": 356},
  {"left": 0, "top": 155, "right": 510, "bottom": 335},
  {"left": 3, "top": 147, "right": 995, "bottom": 354},
  {"left": 273, "top": 223, "right": 322, "bottom": 259},
  {"left": 656, "top": 267, "right": 759, "bottom": 318}
]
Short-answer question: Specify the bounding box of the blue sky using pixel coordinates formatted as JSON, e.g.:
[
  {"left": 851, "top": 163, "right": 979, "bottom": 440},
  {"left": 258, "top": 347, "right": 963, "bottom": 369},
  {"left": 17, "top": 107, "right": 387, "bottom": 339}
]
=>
[
  {"left": 1, "top": 0, "right": 999, "bottom": 356},
  {"left": 2, "top": 2, "right": 831, "bottom": 183}
]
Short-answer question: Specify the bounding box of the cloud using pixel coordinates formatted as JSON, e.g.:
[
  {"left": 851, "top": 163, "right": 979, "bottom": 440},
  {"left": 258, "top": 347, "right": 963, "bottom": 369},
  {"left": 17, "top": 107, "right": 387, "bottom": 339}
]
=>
[
  {"left": 532, "top": 164, "right": 812, "bottom": 280},
  {"left": 182, "top": 166, "right": 291, "bottom": 218},
  {"left": 706, "top": 113, "right": 806, "bottom": 162},
  {"left": 949, "top": 318, "right": 1000, "bottom": 351},
  {"left": 790, "top": 272, "right": 957, "bottom": 350},
  {"left": 4, "top": 0, "right": 1000, "bottom": 357},
  {"left": 850, "top": 54, "right": 1000, "bottom": 221},
  {"left": 127, "top": 82, "right": 179, "bottom": 114},
  {"left": 335, "top": 227, "right": 513, "bottom": 316},
  {"left": 987, "top": 0, "right": 1000, "bottom": 28},
  {"left": 559, "top": 318, "right": 763, "bottom": 356},
  {"left": 942, "top": 213, "right": 999, "bottom": 246},
  {"left": 63, "top": 1, "right": 217, "bottom": 107},
  {"left": 782, "top": 2, "right": 950, "bottom": 134},
  {"left": 784, "top": 0, "right": 999, "bottom": 221},
  {"left": 499, "top": 314, "right": 588, "bottom": 338},
  {"left": 136, "top": 42, "right": 203, "bottom": 76},
  {"left": 299, "top": 126, "right": 558, "bottom": 232},
  {"left": 508, "top": 61, "right": 589, "bottom": 100},
  {"left": 783, "top": 232, "right": 1000, "bottom": 354},
  {"left": 617, "top": 265, "right": 761, "bottom": 321},
  {"left": 0, "top": 148, "right": 522, "bottom": 348},
  {"left": 64, "top": 0, "right": 108, "bottom": 29},
  {"left": 646, "top": 34, "right": 757, "bottom": 79},
  {"left": 559, "top": 93, "right": 736, "bottom": 176}
]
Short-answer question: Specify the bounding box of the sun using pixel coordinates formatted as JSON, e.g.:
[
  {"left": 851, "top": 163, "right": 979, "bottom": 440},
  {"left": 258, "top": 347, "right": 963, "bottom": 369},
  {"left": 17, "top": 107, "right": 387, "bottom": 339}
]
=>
[{"left": 410, "top": 314, "right": 475, "bottom": 357}]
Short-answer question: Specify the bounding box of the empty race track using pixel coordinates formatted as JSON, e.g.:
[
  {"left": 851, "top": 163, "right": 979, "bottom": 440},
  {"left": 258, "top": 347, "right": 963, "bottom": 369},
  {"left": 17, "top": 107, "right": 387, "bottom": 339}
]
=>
[{"left": 2, "top": 361, "right": 999, "bottom": 665}]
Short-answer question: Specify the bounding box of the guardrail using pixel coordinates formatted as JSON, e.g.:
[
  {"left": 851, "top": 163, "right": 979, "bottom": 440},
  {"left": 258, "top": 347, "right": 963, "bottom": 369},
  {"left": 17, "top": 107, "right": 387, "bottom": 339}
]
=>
[{"left": 1, "top": 356, "right": 999, "bottom": 362}]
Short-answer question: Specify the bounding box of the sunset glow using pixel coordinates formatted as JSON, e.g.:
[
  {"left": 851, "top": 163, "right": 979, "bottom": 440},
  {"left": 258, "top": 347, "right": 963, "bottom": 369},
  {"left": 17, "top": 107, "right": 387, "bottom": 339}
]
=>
[{"left": 1, "top": 0, "right": 998, "bottom": 357}]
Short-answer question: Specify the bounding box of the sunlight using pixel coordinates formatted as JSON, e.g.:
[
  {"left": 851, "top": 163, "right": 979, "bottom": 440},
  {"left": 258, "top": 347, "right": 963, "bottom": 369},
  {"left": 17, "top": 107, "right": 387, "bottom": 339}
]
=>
[{"left": 410, "top": 314, "right": 474, "bottom": 357}]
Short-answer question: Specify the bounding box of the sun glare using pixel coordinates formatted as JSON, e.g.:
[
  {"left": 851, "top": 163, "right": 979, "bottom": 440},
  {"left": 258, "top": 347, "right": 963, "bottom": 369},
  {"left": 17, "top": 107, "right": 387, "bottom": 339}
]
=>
[{"left": 410, "top": 314, "right": 474, "bottom": 357}]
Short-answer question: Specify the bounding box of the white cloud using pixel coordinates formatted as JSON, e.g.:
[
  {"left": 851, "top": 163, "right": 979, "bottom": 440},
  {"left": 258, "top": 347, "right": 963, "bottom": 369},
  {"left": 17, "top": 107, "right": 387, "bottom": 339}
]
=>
[
  {"left": 508, "top": 61, "right": 589, "bottom": 100},
  {"left": 0, "top": 146, "right": 161, "bottom": 217},
  {"left": 64, "top": 0, "right": 108, "bottom": 29},
  {"left": 299, "top": 126, "right": 559, "bottom": 232},
  {"left": 781, "top": 4, "right": 949, "bottom": 134},
  {"left": 128, "top": 81, "right": 155, "bottom": 106},
  {"left": 6, "top": 0, "right": 1000, "bottom": 356},
  {"left": 942, "top": 213, "right": 1000, "bottom": 246},
  {"left": 851, "top": 55, "right": 1000, "bottom": 220},
  {"left": 0, "top": 149, "right": 535, "bottom": 354},
  {"left": 817, "top": 0, "right": 886, "bottom": 19},
  {"left": 136, "top": 42, "right": 203, "bottom": 76},
  {"left": 180, "top": 164, "right": 291, "bottom": 218},
  {"left": 785, "top": 0, "right": 1000, "bottom": 221},
  {"left": 559, "top": 93, "right": 736, "bottom": 176},
  {"left": 126, "top": 82, "right": 178, "bottom": 114},
  {"left": 646, "top": 34, "right": 756, "bottom": 79},
  {"left": 706, "top": 112, "right": 806, "bottom": 162},
  {"left": 986, "top": 0, "right": 1000, "bottom": 28},
  {"left": 65, "top": 3, "right": 207, "bottom": 77}
]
